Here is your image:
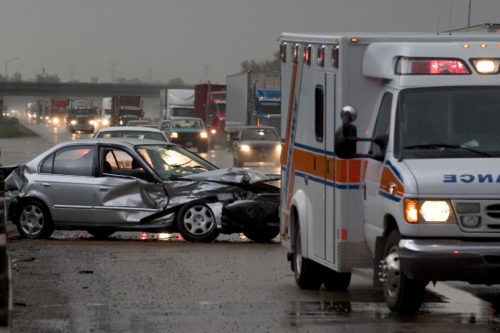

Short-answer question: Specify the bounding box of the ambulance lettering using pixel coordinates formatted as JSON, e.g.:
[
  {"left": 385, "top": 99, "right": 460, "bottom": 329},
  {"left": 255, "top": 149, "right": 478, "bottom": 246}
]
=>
[{"left": 443, "top": 174, "right": 500, "bottom": 183}]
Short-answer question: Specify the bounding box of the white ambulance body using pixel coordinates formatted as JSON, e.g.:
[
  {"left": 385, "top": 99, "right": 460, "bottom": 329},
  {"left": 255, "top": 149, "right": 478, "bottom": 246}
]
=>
[{"left": 279, "top": 32, "right": 500, "bottom": 313}]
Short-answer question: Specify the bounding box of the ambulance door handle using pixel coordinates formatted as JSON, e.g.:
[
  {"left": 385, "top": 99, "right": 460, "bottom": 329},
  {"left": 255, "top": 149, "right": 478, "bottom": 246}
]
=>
[
  {"left": 304, "top": 175, "right": 309, "bottom": 185},
  {"left": 362, "top": 182, "right": 366, "bottom": 200}
]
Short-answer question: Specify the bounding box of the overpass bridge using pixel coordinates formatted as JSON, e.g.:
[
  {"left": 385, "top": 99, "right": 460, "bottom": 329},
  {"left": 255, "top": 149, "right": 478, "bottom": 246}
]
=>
[{"left": 0, "top": 81, "right": 188, "bottom": 98}]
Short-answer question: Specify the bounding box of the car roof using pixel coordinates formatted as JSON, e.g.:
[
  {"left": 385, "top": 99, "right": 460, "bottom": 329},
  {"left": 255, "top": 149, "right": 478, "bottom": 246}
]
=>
[
  {"left": 168, "top": 116, "right": 204, "bottom": 121},
  {"left": 240, "top": 126, "right": 277, "bottom": 131},
  {"left": 95, "top": 126, "right": 162, "bottom": 133},
  {"left": 63, "top": 138, "right": 174, "bottom": 146}
]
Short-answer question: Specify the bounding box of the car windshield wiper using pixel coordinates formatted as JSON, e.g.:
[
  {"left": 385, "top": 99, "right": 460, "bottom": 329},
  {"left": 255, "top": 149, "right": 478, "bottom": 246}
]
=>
[{"left": 403, "top": 143, "right": 492, "bottom": 157}]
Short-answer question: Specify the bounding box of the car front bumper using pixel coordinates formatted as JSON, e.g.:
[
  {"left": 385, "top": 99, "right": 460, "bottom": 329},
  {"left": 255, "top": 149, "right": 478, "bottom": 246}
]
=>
[{"left": 399, "top": 239, "right": 500, "bottom": 284}]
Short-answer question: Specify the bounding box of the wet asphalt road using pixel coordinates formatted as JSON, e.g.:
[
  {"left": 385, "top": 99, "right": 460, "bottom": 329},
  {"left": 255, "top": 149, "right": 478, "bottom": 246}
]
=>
[{"left": 2, "top": 115, "right": 500, "bottom": 332}]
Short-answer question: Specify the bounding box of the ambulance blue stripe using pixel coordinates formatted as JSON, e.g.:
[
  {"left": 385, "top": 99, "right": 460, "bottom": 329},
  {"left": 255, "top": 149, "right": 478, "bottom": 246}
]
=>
[
  {"left": 294, "top": 142, "right": 335, "bottom": 157},
  {"left": 385, "top": 160, "right": 403, "bottom": 183},
  {"left": 378, "top": 190, "right": 402, "bottom": 202},
  {"left": 295, "top": 171, "right": 360, "bottom": 189}
]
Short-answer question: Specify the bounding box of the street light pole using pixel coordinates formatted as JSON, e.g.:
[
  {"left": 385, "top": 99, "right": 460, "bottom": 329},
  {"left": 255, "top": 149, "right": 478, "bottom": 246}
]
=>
[{"left": 4, "top": 57, "right": 19, "bottom": 79}]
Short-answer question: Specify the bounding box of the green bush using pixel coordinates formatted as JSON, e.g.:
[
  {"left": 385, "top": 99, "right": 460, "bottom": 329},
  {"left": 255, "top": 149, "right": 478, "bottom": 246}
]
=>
[{"left": 0, "top": 117, "right": 37, "bottom": 138}]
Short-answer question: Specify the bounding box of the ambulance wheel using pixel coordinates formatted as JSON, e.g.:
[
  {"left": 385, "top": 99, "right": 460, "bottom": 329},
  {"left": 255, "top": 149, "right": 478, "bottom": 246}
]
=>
[
  {"left": 381, "top": 229, "right": 426, "bottom": 313},
  {"left": 293, "top": 228, "right": 323, "bottom": 290},
  {"left": 323, "top": 269, "right": 351, "bottom": 291},
  {"left": 176, "top": 201, "right": 220, "bottom": 243}
]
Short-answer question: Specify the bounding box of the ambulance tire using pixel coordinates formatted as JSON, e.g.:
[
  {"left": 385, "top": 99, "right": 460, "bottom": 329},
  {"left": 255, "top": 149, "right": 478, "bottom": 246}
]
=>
[
  {"left": 382, "top": 230, "right": 426, "bottom": 313},
  {"left": 322, "top": 269, "right": 351, "bottom": 291},
  {"left": 293, "top": 228, "right": 323, "bottom": 290}
]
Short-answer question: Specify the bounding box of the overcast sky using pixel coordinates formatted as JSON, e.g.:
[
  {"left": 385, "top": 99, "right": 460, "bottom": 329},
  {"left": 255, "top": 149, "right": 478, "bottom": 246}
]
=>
[{"left": 1, "top": 0, "right": 500, "bottom": 84}]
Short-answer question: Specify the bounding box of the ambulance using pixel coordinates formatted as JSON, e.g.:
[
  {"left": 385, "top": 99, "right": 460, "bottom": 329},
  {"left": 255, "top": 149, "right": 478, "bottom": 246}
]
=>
[{"left": 279, "top": 32, "right": 500, "bottom": 313}]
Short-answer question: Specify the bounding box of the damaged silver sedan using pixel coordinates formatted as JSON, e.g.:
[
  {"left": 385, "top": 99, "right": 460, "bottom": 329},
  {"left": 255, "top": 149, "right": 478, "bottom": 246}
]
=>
[{"left": 3, "top": 139, "right": 280, "bottom": 243}]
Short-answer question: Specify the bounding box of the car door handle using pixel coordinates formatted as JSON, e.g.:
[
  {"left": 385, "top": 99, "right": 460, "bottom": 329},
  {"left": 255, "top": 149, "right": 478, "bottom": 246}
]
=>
[
  {"left": 41, "top": 183, "right": 51, "bottom": 188},
  {"left": 99, "top": 187, "right": 110, "bottom": 192}
]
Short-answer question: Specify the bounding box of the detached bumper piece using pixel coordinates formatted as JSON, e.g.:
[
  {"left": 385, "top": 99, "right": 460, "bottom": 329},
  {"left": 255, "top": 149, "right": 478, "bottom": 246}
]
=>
[{"left": 221, "top": 195, "right": 279, "bottom": 233}]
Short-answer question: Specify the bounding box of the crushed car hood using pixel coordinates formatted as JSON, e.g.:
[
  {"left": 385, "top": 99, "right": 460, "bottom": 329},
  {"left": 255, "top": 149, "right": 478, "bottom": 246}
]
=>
[
  {"left": 163, "top": 167, "right": 280, "bottom": 206},
  {"left": 178, "top": 167, "right": 279, "bottom": 184}
]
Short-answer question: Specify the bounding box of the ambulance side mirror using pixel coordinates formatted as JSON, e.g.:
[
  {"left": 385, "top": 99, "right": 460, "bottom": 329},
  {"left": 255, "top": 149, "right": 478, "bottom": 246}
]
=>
[{"left": 335, "top": 106, "right": 358, "bottom": 158}]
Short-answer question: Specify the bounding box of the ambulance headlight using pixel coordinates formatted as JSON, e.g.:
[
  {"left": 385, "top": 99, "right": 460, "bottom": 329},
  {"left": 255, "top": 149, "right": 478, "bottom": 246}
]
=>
[
  {"left": 420, "top": 201, "right": 451, "bottom": 222},
  {"left": 471, "top": 58, "right": 500, "bottom": 74},
  {"left": 404, "top": 199, "right": 456, "bottom": 223}
]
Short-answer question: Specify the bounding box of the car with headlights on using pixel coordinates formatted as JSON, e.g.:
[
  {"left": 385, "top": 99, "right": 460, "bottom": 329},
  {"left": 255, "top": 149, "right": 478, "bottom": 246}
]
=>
[
  {"left": 2, "top": 139, "right": 280, "bottom": 243},
  {"left": 162, "top": 117, "right": 209, "bottom": 153},
  {"left": 94, "top": 126, "right": 169, "bottom": 142},
  {"left": 233, "top": 126, "right": 281, "bottom": 167}
]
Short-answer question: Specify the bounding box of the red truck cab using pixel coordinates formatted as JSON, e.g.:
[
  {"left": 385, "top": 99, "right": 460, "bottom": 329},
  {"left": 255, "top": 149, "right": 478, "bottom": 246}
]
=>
[{"left": 194, "top": 84, "right": 226, "bottom": 149}]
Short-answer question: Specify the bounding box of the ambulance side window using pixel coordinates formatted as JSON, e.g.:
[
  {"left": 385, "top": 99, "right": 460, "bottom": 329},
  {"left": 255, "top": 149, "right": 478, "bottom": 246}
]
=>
[
  {"left": 370, "top": 93, "right": 393, "bottom": 159},
  {"left": 315, "top": 85, "right": 324, "bottom": 142}
]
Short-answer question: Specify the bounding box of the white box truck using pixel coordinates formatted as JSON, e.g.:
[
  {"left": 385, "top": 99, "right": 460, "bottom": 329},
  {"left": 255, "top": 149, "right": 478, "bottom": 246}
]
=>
[
  {"left": 160, "top": 89, "right": 195, "bottom": 120},
  {"left": 225, "top": 71, "right": 280, "bottom": 148},
  {"left": 279, "top": 32, "right": 500, "bottom": 313}
]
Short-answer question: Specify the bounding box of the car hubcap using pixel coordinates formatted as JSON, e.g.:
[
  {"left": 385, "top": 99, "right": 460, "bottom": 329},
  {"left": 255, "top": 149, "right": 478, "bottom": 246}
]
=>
[
  {"left": 20, "top": 204, "right": 44, "bottom": 236},
  {"left": 381, "top": 245, "right": 401, "bottom": 298},
  {"left": 183, "top": 205, "right": 214, "bottom": 236}
]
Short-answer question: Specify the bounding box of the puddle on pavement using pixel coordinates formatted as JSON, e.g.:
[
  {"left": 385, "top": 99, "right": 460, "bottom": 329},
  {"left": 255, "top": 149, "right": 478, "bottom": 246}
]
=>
[
  {"left": 7, "top": 230, "right": 255, "bottom": 243},
  {"left": 285, "top": 286, "right": 500, "bottom": 330}
]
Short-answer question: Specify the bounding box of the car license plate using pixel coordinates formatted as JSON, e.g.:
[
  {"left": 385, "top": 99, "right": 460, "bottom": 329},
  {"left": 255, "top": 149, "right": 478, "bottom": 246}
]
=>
[{"left": 186, "top": 141, "right": 193, "bottom": 146}]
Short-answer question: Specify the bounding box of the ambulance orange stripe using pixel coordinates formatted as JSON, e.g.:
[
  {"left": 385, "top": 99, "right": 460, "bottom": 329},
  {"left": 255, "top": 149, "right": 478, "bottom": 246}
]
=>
[
  {"left": 379, "top": 165, "right": 405, "bottom": 197},
  {"left": 289, "top": 147, "right": 362, "bottom": 183},
  {"left": 282, "top": 63, "right": 298, "bottom": 163}
]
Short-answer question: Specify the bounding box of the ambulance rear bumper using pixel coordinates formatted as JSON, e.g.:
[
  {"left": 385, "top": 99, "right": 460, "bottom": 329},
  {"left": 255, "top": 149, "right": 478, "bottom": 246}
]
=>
[{"left": 398, "top": 239, "right": 500, "bottom": 284}]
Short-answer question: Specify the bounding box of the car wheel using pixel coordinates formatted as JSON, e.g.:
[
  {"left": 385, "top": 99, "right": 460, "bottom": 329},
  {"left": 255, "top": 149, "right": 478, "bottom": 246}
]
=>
[
  {"left": 233, "top": 154, "right": 239, "bottom": 167},
  {"left": 87, "top": 228, "right": 115, "bottom": 239},
  {"left": 199, "top": 143, "right": 208, "bottom": 153},
  {"left": 176, "top": 201, "right": 219, "bottom": 243},
  {"left": 323, "top": 268, "right": 351, "bottom": 291},
  {"left": 16, "top": 200, "right": 54, "bottom": 239},
  {"left": 242, "top": 227, "right": 279, "bottom": 243},
  {"left": 381, "top": 229, "right": 426, "bottom": 313},
  {"left": 293, "top": 227, "right": 323, "bottom": 290},
  {"left": 233, "top": 155, "right": 244, "bottom": 167}
]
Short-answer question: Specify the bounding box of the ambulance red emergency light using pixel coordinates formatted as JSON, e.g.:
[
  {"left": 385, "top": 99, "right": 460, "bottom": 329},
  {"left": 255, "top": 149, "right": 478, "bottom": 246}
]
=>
[{"left": 279, "top": 33, "right": 500, "bottom": 313}]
